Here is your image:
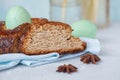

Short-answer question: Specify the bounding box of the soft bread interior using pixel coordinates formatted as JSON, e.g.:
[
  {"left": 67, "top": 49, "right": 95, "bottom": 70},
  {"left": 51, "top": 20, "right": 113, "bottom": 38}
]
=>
[{"left": 21, "top": 22, "right": 86, "bottom": 55}]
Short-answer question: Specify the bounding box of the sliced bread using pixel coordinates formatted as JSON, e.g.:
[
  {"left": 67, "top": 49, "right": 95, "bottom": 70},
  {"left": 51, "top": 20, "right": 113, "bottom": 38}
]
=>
[{"left": 20, "top": 19, "right": 86, "bottom": 55}]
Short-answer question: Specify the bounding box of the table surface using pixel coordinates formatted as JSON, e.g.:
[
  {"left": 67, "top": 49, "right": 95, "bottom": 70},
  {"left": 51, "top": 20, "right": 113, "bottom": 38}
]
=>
[{"left": 0, "top": 23, "right": 120, "bottom": 80}]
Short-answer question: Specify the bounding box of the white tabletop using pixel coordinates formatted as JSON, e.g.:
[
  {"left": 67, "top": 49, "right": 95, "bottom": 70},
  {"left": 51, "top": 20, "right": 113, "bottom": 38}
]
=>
[{"left": 0, "top": 23, "right": 120, "bottom": 80}]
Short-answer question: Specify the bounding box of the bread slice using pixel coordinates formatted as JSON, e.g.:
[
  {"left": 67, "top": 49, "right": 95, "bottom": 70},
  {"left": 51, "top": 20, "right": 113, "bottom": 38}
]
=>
[{"left": 20, "top": 19, "right": 86, "bottom": 55}]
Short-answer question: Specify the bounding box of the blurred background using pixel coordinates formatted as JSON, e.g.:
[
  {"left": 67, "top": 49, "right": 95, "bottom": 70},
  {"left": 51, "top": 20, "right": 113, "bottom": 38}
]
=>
[
  {"left": 0, "top": 0, "right": 120, "bottom": 28},
  {"left": 1, "top": 1, "right": 120, "bottom": 80}
]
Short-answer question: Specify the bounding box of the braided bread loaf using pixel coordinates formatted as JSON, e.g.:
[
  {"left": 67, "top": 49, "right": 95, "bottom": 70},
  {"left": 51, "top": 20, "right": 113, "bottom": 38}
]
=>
[{"left": 0, "top": 18, "right": 86, "bottom": 55}]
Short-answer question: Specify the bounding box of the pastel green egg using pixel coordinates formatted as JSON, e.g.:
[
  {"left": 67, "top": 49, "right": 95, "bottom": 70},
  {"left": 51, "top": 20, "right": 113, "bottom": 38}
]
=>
[
  {"left": 71, "top": 20, "right": 97, "bottom": 38},
  {"left": 6, "top": 6, "right": 31, "bottom": 29}
]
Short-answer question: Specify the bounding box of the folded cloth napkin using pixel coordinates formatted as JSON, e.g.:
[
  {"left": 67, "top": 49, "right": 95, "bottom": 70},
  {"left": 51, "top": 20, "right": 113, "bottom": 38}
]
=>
[{"left": 0, "top": 37, "right": 100, "bottom": 71}]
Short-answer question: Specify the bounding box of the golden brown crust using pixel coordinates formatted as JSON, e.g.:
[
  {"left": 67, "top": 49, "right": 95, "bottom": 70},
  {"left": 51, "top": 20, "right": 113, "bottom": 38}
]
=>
[
  {"left": 47, "top": 21, "right": 72, "bottom": 29},
  {"left": 31, "top": 18, "right": 48, "bottom": 24},
  {"left": 31, "top": 18, "right": 72, "bottom": 31}
]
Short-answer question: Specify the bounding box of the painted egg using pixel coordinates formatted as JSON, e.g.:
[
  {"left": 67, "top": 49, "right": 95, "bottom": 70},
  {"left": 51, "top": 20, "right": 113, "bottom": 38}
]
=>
[
  {"left": 71, "top": 20, "right": 97, "bottom": 38},
  {"left": 6, "top": 6, "right": 31, "bottom": 29}
]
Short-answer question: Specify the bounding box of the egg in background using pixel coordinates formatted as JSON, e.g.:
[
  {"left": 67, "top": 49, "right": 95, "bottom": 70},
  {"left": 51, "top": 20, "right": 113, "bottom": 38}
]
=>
[
  {"left": 71, "top": 20, "right": 97, "bottom": 38},
  {"left": 6, "top": 6, "right": 31, "bottom": 29}
]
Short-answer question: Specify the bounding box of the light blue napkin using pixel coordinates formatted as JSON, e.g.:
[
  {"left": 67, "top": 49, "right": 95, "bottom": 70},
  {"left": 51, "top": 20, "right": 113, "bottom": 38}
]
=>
[{"left": 0, "top": 37, "right": 100, "bottom": 71}]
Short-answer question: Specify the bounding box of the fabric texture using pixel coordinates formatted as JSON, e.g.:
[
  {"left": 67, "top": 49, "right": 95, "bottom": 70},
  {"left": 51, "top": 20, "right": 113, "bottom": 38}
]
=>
[{"left": 0, "top": 37, "right": 100, "bottom": 71}]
